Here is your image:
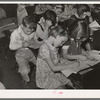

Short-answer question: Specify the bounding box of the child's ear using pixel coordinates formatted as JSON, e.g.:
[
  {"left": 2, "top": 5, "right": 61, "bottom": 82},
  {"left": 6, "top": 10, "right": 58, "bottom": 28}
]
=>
[{"left": 40, "top": 17, "right": 45, "bottom": 23}]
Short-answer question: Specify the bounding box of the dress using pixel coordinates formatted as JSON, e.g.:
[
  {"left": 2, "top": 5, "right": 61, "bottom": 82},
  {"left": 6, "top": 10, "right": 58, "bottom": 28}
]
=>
[{"left": 36, "top": 40, "right": 72, "bottom": 89}]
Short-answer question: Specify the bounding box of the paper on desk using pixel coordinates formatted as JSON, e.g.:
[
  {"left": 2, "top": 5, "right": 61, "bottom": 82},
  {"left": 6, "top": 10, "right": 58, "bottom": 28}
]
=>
[
  {"left": 88, "top": 50, "right": 100, "bottom": 60},
  {"left": 89, "top": 20, "right": 100, "bottom": 30},
  {"left": 62, "top": 70, "right": 77, "bottom": 77},
  {"left": 61, "top": 50, "right": 100, "bottom": 77}
]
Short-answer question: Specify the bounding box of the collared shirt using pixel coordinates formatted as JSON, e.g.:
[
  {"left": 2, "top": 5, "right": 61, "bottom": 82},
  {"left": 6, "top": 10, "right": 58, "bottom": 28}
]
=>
[{"left": 9, "top": 25, "right": 35, "bottom": 50}]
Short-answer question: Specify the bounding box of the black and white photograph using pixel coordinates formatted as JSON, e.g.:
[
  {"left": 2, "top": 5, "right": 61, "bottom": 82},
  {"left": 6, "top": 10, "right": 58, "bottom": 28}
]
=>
[{"left": 0, "top": 2, "right": 100, "bottom": 92}]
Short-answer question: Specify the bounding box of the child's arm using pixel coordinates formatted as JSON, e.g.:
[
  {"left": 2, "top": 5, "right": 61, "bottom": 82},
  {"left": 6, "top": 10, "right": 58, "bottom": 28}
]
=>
[
  {"left": 63, "top": 54, "right": 87, "bottom": 61},
  {"left": 62, "top": 46, "right": 87, "bottom": 61},
  {"left": 45, "top": 57, "right": 79, "bottom": 72},
  {"left": 85, "top": 42, "right": 92, "bottom": 51},
  {"left": 41, "top": 45, "right": 79, "bottom": 72},
  {"left": 9, "top": 30, "right": 23, "bottom": 50}
]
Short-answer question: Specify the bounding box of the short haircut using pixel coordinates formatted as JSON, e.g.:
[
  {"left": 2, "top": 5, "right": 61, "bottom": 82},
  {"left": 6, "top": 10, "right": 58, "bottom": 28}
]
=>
[
  {"left": 22, "top": 15, "right": 37, "bottom": 31},
  {"left": 43, "top": 10, "right": 57, "bottom": 26},
  {"left": 77, "top": 4, "right": 90, "bottom": 15}
]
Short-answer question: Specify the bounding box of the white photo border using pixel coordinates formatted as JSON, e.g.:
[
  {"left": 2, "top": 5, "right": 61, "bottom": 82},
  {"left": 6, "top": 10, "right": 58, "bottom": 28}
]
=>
[{"left": 0, "top": 1, "right": 100, "bottom": 98}]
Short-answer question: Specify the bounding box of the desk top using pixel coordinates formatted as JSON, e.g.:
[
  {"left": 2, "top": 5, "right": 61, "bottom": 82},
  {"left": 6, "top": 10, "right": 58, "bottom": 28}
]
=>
[
  {"left": 62, "top": 50, "right": 100, "bottom": 77},
  {"left": 0, "top": 17, "right": 18, "bottom": 32}
]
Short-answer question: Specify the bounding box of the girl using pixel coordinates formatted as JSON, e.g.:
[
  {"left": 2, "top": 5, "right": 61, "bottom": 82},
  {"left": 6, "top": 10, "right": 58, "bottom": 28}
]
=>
[
  {"left": 62, "top": 4, "right": 93, "bottom": 61},
  {"left": 36, "top": 25, "right": 80, "bottom": 89}
]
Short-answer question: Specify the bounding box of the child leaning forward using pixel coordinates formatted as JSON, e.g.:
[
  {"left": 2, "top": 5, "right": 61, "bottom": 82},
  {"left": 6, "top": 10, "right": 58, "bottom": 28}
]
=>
[{"left": 36, "top": 25, "right": 81, "bottom": 89}]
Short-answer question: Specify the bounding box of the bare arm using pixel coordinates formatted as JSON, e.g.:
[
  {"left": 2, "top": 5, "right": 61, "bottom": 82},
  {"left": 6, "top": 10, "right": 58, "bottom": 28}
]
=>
[
  {"left": 85, "top": 42, "right": 92, "bottom": 51},
  {"left": 62, "top": 46, "right": 87, "bottom": 60},
  {"left": 45, "top": 57, "right": 79, "bottom": 72}
]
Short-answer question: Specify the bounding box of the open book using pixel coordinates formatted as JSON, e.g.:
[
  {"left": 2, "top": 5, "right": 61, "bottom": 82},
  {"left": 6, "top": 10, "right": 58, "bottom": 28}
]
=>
[{"left": 89, "top": 20, "right": 100, "bottom": 31}]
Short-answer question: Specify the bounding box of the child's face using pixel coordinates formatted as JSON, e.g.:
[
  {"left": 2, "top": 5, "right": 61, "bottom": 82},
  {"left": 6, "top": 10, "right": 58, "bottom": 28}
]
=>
[
  {"left": 54, "top": 5, "right": 63, "bottom": 15},
  {"left": 79, "top": 12, "right": 87, "bottom": 19},
  {"left": 79, "top": 11, "right": 91, "bottom": 19},
  {"left": 77, "top": 6, "right": 90, "bottom": 19},
  {"left": 54, "top": 35, "right": 68, "bottom": 48},
  {"left": 22, "top": 24, "right": 36, "bottom": 35}
]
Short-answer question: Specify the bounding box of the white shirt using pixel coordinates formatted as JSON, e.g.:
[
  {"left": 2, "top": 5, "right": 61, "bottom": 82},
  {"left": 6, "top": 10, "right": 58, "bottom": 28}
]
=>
[{"left": 9, "top": 25, "right": 35, "bottom": 50}]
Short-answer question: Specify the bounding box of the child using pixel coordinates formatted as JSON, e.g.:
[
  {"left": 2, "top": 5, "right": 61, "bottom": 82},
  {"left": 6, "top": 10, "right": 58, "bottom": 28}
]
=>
[
  {"left": 34, "top": 4, "right": 53, "bottom": 14},
  {"left": 62, "top": 4, "right": 93, "bottom": 61},
  {"left": 36, "top": 25, "right": 80, "bottom": 89},
  {"left": 9, "top": 15, "right": 37, "bottom": 83},
  {"left": 17, "top": 4, "right": 28, "bottom": 26},
  {"left": 33, "top": 9, "right": 57, "bottom": 49}
]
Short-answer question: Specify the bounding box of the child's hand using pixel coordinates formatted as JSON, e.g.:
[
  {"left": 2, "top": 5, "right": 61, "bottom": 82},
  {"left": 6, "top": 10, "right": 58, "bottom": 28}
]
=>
[
  {"left": 78, "top": 60, "right": 91, "bottom": 70},
  {"left": 22, "top": 41, "right": 30, "bottom": 47},
  {"left": 77, "top": 55, "right": 87, "bottom": 61}
]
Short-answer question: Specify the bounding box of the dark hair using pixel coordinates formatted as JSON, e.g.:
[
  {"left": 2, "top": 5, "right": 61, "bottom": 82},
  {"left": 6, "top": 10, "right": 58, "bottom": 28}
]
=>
[
  {"left": 43, "top": 10, "right": 57, "bottom": 26},
  {"left": 49, "top": 25, "right": 68, "bottom": 38},
  {"left": 77, "top": 4, "right": 90, "bottom": 15},
  {"left": 22, "top": 15, "right": 37, "bottom": 31}
]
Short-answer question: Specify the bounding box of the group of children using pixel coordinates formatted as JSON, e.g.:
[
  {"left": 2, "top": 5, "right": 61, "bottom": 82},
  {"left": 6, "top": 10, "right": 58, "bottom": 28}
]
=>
[{"left": 9, "top": 4, "right": 95, "bottom": 89}]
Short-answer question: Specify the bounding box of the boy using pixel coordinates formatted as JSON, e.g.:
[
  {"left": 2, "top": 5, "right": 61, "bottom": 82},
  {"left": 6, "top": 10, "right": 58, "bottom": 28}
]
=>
[{"left": 9, "top": 15, "right": 37, "bottom": 83}]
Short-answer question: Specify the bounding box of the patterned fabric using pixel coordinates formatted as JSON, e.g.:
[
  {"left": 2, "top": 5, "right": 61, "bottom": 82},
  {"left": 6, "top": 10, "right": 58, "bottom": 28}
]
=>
[{"left": 36, "top": 41, "right": 72, "bottom": 89}]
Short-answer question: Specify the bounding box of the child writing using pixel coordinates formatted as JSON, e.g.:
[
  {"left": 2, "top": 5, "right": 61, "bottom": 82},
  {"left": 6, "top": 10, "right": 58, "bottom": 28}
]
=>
[
  {"left": 36, "top": 25, "right": 81, "bottom": 89},
  {"left": 9, "top": 15, "right": 37, "bottom": 83},
  {"left": 62, "top": 4, "right": 94, "bottom": 61}
]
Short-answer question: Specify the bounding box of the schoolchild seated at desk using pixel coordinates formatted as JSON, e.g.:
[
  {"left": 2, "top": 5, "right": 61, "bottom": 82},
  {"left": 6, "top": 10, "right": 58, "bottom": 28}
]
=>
[{"left": 36, "top": 25, "right": 81, "bottom": 89}]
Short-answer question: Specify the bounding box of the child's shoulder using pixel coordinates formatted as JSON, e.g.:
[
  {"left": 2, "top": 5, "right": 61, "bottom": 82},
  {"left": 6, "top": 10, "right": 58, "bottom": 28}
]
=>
[
  {"left": 40, "top": 42, "right": 48, "bottom": 49},
  {"left": 11, "top": 27, "right": 22, "bottom": 37},
  {"left": 40, "top": 42, "right": 50, "bottom": 52}
]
